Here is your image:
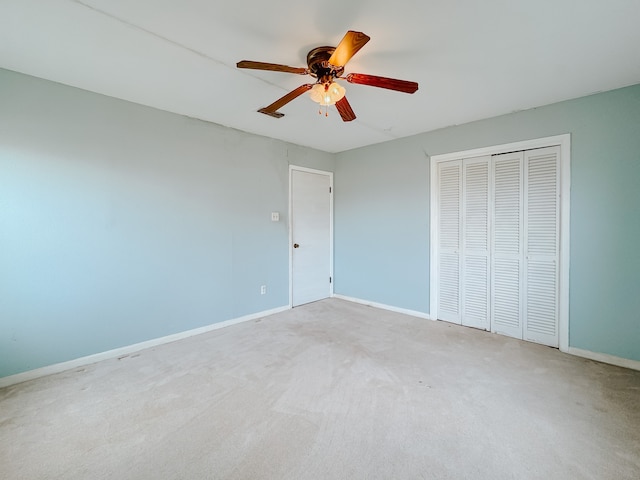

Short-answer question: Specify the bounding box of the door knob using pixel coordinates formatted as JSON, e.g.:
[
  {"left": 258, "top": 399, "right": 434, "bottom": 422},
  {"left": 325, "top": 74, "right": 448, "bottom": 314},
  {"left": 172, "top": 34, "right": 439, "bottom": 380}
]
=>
[{"left": 293, "top": 243, "right": 299, "bottom": 248}]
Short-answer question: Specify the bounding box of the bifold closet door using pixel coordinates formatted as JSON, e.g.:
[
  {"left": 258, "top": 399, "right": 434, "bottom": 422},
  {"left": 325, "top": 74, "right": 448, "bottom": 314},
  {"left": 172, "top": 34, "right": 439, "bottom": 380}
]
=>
[
  {"left": 491, "top": 152, "right": 524, "bottom": 339},
  {"left": 437, "top": 160, "right": 462, "bottom": 324},
  {"left": 437, "top": 146, "right": 561, "bottom": 346},
  {"left": 461, "top": 158, "right": 490, "bottom": 330},
  {"left": 437, "top": 157, "right": 490, "bottom": 328},
  {"left": 490, "top": 147, "right": 560, "bottom": 347},
  {"left": 523, "top": 147, "right": 560, "bottom": 347}
]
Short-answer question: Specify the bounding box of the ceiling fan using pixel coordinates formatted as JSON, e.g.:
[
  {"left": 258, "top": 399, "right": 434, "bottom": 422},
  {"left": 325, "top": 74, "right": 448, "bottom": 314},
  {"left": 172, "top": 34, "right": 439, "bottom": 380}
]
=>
[{"left": 237, "top": 30, "right": 419, "bottom": 122}]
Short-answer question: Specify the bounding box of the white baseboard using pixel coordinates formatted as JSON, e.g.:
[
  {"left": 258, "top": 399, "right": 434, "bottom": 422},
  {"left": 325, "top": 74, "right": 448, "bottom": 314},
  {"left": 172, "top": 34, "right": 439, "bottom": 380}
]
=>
[
  {"left": 332, "top": 294, "right": 432, "bottom": 320},
  {"left": 567, "top": 347, "right": 640, "bottom": 371},
  {"left": 0, "top": 305, "right": 291, "bottom": 389},
  {"left": 4, "top": 302, "right": 637, "bottom": 388},
  {"left": 334, "top": 295, "right": 640, "bottom": 371}
]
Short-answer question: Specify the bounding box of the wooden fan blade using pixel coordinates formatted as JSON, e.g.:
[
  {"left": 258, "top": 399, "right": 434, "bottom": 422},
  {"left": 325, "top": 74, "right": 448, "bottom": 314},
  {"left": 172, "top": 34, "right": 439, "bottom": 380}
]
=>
[
  {"left": 237, "top": 60, "right": 307, "bottom": 75},
  {"left": 335, "top": 96, "right": 356, "bottom": 122},
  {"left": 258, "top": 84, "right": 314, "bottom": 118},
  {"left": 328, "top": 31, "right": 370, "bottom": 67},
  {"left": 345, "top": 73, "right": 419, "bottom": 94}
]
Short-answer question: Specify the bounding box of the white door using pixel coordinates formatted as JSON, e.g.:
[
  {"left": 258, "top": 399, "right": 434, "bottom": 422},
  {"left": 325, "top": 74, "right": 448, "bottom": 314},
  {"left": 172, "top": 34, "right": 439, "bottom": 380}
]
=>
[
  {"left": 431, "top": 135, "right": 569, "bottom": 351},
  {"left": 437, "top": 160, "right": 462, "bottom": 323},
  {"left": 489, "top": 147, "right": 560, "bottom": 347},
  {"left": 461, "top": 157, "right": 490, "bottom": 330},
  {"left": 491, "top": 151, "right": 524, "bottom": 339},
  {"left": 290, "top": 168, "right": 332, "bottom": 307},
  {"left": 436, "top": 157, "right": 490, "bottom": 329},
  {"left": 436, "top": 148, "right": 560, "bottom": 346},
  {"left": 523, "top": 146, "right": 560, "bottom": 347}
]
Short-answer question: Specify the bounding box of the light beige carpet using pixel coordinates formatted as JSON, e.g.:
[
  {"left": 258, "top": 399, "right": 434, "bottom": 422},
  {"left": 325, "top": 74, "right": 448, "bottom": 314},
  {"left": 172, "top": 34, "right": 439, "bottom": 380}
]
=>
[{"left": 1, "top": 298, "right": 639, "bottom": 479}]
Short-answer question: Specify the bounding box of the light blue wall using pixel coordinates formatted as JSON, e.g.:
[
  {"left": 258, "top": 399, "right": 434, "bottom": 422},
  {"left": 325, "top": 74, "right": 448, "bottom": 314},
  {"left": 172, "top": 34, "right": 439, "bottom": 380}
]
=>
[
  {"left": 333, "top": 144, "right": 431, "bottom": 312},
  {"left": 0, "top": 69, "right": 334, "bottom": 378},
  {"left": 2, "top": 68, "right": 639, "bottom": 378},
  {"left": 335, "top": 84, "right": 640, "bottom": 362}
]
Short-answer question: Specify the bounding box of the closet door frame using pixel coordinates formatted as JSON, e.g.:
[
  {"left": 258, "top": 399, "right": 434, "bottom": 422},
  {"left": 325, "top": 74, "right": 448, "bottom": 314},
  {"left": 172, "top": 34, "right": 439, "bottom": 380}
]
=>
[{"left": 429, "top": 134, "right": 571, "bottom": 352}]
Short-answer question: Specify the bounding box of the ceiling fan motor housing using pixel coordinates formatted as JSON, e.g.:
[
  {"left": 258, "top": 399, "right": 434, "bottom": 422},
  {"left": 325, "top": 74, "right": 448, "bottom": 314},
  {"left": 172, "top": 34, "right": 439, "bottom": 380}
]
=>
[{"left": 306, "top": 46, "right": 344, "bottom": 83}]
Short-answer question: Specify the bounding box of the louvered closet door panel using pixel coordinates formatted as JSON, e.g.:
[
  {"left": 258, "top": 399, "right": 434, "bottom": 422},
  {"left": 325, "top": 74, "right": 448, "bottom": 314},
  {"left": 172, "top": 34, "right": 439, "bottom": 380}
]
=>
[
  {"left": 437, "top": 161, "right": 462, "bottom": 324},
  {"left": 524, "top": 147, "right": 560, "bottom": 347},
  {"left": 491, "top": 152, "right": 524, "bottom": 339},
  {"left": 461, "top": 157, "right": 490, "bottom": 330}
]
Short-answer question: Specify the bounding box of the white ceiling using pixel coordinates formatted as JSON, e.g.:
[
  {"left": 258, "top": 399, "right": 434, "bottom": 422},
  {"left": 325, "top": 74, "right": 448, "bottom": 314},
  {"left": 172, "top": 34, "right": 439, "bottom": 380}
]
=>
[{"left": 1, "top": 0, "right": 640, "bottom": 153}]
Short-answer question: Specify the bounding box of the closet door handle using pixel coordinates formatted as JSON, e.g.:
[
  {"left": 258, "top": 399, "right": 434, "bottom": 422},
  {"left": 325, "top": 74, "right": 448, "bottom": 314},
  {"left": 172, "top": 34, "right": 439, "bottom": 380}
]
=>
[{"left": 293, "top": 243, "right": 300, "bottom": 248}]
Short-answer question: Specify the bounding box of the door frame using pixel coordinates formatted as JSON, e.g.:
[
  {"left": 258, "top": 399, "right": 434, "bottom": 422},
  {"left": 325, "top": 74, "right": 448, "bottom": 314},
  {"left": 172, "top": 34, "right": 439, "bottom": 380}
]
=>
[
  {"left": 289, "top": 165, "right": 334, "bottom": 307},
  {"left": 429, "top": 134, "right": 571, "bottom": 352}
]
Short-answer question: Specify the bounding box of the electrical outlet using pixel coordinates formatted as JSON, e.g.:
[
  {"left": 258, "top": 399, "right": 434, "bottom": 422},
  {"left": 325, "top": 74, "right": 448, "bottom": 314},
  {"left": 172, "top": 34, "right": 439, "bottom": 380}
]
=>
[{"left": 260, "top": 285, "right": 267, "bottom": 295}]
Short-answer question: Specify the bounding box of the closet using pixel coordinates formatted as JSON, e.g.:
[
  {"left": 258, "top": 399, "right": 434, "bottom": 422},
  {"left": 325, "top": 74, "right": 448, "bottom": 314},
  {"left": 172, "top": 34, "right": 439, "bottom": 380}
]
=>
[{"left": 435, "top": 146, "right": 560, "bottom": 347}]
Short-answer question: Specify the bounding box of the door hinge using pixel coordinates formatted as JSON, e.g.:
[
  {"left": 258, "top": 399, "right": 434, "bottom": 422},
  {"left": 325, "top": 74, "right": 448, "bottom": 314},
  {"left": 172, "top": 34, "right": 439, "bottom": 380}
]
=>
[
  {"left": 329, "top": 187, "right": 332, "bottom": 193},
  {"left": 329, "top": 276, "right": 332, "bottom": 283}
]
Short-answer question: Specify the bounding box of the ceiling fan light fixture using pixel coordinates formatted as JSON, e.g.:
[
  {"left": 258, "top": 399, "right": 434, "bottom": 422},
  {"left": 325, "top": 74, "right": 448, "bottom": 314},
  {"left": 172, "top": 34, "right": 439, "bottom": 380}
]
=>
[
  {"left": 309, "top": 82, "right": 345, "bottom": 106},
  {"left": 237, "top": 30, "right": 417, "bottom": 122}
]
